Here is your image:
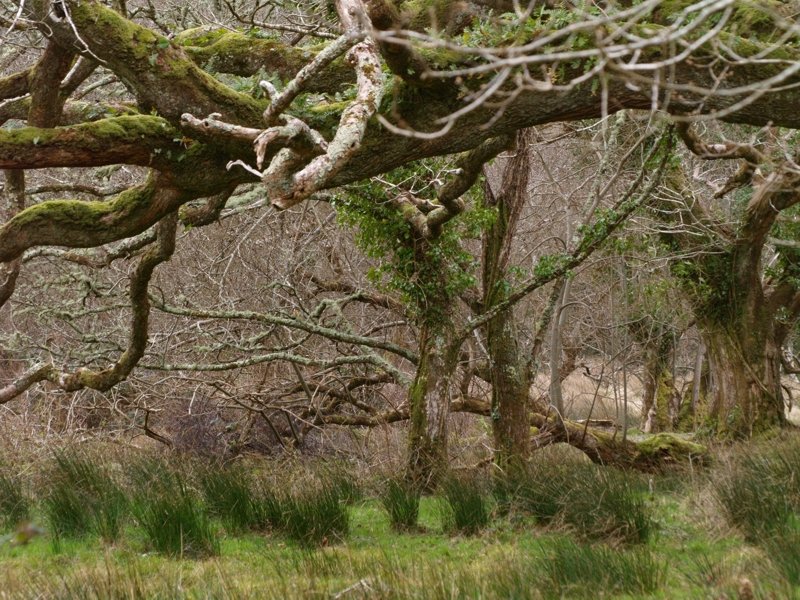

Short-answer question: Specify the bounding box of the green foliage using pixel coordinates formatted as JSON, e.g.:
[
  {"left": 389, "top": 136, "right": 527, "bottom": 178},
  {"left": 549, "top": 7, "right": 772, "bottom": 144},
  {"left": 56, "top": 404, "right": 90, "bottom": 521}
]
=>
[
  {"left": 380, "top": 477, "right": 420, "bottom": 531},
  {"left": 0, "top": 473, "right": 30, "bottom": 531},
  {"left": 767, "top": 203, "right": 800, "bottom": 291},
  {"left": 439, "top": 473, "right": 492, "bottom": 535},
  {"left": 130, "top": 460, "right": 218, "bottom": 557},
  {"left": 670, "top": 251, "right": 735, "bottom": 322},
  {"left": 43, "top": 451, "right": 127, "bottom": 543},
  {"left": 334, "top": 161, "right": 493, "bottom": 321}
]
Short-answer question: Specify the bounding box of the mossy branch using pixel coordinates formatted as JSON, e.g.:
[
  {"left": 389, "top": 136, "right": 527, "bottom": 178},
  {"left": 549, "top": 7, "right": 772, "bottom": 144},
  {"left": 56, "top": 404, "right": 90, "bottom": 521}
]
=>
[
  {"left": 0, "top": 115, "right": 180, "bottom": 170},
  {"left": 0, "top": 176, "right": 185, "bottom": 263}
]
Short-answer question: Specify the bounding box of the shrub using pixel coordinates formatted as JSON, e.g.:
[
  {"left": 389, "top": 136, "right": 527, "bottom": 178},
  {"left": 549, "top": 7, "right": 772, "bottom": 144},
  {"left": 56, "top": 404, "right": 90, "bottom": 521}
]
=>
[{"left": 380, "top": 477, "right": 420, "bottom": 531}]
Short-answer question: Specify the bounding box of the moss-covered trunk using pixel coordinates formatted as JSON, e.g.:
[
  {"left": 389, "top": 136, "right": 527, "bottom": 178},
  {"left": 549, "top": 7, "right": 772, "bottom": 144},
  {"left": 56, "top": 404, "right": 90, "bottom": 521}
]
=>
[
  {"left": 701, "top": 321, "right": 784, "bottom": 437},
  {"left": 640, "top": 335, "right": 675, "bottom": 433},
  {"left": 481, "top": 129, "right": 533, "bottom": 468},
  {"left": 406, "top": 322, "right": 458, "bottom": 489},
  {"left": 486, "top": 310, "right": 530, "bottom": 468}
]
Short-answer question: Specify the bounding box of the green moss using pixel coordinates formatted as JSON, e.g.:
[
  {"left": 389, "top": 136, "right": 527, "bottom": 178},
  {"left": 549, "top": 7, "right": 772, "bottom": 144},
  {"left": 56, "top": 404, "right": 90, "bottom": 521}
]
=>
[
  {"left": 635, "top": 433, "right": 708, "bottom": 463},
  {"left": 173, "top": 26, "right": 230, "bottom": 48},
  {"left": 70, "top": 1, "right": 155, "bottom": 62}
]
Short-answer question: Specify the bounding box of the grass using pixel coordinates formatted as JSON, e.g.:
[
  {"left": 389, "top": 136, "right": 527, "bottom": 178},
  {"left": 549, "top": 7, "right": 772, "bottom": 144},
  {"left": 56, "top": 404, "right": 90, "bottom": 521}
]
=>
[
  {"left": 5, "top": 437, "right": 800, "bottom": 598},
  {"left": 198, "top": 463, "right": 258, "bottom": 534},
  {"left": 714, "top": 437, "right": 800, "bottom": 540},
  {"left": 380, "top": 476, "right": 420, "bottom": 531},
  {"left": 439, "top": 473, "right": 491, "bottom": 535},
  {"left": 536, "top": 538, "right": 668, "bottom": 597},
  {"left": 130, "top": 458, "right": 219, "bottom": 557},
  {"left": 281, "top": 481, "right": 350, "bottom": 546},
  {"left": 0, "top": 472, "right": 30, "bottom": 530},
  {"left": 42, "top": 450, "right": 127, "bottom": 543},
  {"left": 497, "top": 458, "right": 653, "bottom": 543}
]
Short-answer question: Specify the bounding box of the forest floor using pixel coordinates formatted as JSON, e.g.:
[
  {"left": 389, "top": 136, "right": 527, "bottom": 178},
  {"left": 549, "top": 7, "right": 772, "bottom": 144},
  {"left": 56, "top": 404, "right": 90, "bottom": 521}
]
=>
[{"left": 0, "top": 435, "right": 797, "bottom": 599}]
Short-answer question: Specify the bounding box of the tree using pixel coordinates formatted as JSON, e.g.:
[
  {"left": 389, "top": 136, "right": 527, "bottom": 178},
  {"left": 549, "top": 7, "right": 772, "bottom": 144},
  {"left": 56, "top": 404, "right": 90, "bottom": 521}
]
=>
[
  {"left": 2, "top": 0, "right": 799, "bottom": 468},
  {"left": 653, "top": 122, "right": 800, "bottom": 436}
]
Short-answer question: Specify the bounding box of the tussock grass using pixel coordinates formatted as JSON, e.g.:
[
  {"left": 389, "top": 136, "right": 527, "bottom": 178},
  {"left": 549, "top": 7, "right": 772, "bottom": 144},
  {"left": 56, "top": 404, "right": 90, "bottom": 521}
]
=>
[
  {"left": 714, "top": 438, "right": 800, "bottom": 540},
  {"left": 534, "top": 538, "right": 667, "bottom": 597},
  {"left": 250, "top": 479, "right": 284, "bottom": 531},
  {"left": 43, "top": 451, "right": 127, "bottom": 543},
  {"left": 130, "top": 458, "right": 218, "bottom": 557},
  {"left": 496, "top": 458, "right": 653, "bottom": 543},
  {"left": 0, "top": 472, "right": 30, "bottom": 531},
  {"left": 281, "top": 480, "right": 350, "bottom": 546},
  {"left": 380, "top": 477, "right": 420, "bottom": 531},
  {"left": 765, "top": 529, "right": 800, "bottom": 587},
  {"left": 198, "top": 463, "right": 257, "bottom": 534},
  {"left": 439, "top": 473, "right": 492, "bottom": 535}
]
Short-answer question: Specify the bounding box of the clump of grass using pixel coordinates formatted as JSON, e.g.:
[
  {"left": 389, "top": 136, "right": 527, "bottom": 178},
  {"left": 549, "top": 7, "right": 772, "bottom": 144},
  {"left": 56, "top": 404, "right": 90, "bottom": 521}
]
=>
[
  {"left": 130, "top": 459, "right": 218, "bottom": 557},
  {"left": 714, "top": 443, "right": 799, "bottom": 540},
  {"left": 198, "top": 463, "right": 256, "bottom": 534},
  {"left": 536, "top": 538, "right": 667, "bottom": 597},
  {"left": 322, "top": 464, "right": 363, "bottom": 506},
  {"left": 43, "top": 450, "right": 127, "bottom": 542},
  {"left": 497, "top": 460, "right": 652, "bottom": 543},
  {"left": 560, "top": 466, "right": 652, "bottom": 544},
  {"left": 380, "top": 477, "right": 420, "bottom": 531},
  {"left": 765, "top": 529, "right": 800, "bottom": 586},
  {"left": 282, "top": 482, "right": 349, "bottom": 546},
  {"left": 440, "top": 473, "right": 491, "bottom": 535},
  {"left": 0, "top": 472, "right": 30, "bottom": 530},
  {"left": 250, "top": 479, "right": 284, "bottom": 531},
  {"left": 496, "top": 461, "right": 573, "bottom": 524}
]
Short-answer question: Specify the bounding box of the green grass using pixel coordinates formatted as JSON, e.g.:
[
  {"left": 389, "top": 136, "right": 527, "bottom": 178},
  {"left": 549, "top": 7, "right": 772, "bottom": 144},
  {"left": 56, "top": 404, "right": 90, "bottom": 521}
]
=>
[
  {"left": 281, "top": 481, "right": 350, "bottom": 547},
  {"left": 380, "top": 476, "right": 420, "bottom": 531},
  {"left": 0, "top": 472, "right": 30, "bottom": 531},
  {"left": 714, "top": 438, "right": 800, "bottom": 540},
  {"left": 496, "top": 459, "right": 653, "bottom": 543},
  {"left": 439, "top": 473, "right": 491, "bottom": 535},
  {"left": 130, "top": 458, "right": 219, "bottom": 557},
  {"left": 4, "top": 440, "right": 800, "bottom": 598},
  {"left": 42, "top": 451, "right": 127, "bottom": 543},
  {"left": 198, "top": 463, "right": 258, "bottom": 534}
]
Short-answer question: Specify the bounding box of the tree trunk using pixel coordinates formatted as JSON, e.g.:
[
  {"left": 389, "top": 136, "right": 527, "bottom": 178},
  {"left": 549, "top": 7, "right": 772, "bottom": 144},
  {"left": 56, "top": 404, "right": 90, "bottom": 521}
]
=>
[
  {"left": 481, "top": 129, "right": 534, "bottom": 468},
  {"left": 486, "top": 308, "right": 530, "bottom": 469},
  {"left": 406, "top": 323, "right": 458, "bottom": 489},
  {"left": 701, "top": 323, "right": 785, "bottom": 437},
  {"left": 640, "top": 335, "right": 675, "bottom": 433}
]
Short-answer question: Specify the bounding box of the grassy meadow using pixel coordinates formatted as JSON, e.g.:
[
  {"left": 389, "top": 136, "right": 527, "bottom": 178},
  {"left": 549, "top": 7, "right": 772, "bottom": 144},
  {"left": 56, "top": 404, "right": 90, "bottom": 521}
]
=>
[{"left": 1, "top": 436, "right": 799, "bottom": 599}]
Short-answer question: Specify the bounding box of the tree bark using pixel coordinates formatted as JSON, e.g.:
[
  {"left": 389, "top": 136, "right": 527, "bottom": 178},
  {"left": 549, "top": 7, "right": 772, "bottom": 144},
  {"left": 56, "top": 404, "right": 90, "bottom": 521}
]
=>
[
  {"left": 701, "top": 321, "right": 785, "bottom": 437},
  {"left": 481, "top": 130, "right": 533, "bottom": 468},
  {"left": 641, "top": 334, "right": 675, "bottom": 433},
  {"left": 406, "top": 322, "right": 458, "bottom": 489}
]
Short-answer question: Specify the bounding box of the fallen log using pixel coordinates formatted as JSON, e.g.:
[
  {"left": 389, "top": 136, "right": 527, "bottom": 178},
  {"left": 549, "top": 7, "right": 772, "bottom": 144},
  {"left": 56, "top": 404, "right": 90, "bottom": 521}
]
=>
[{"left": 530, "top": 412, "right": 708, "bottom": 471}]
